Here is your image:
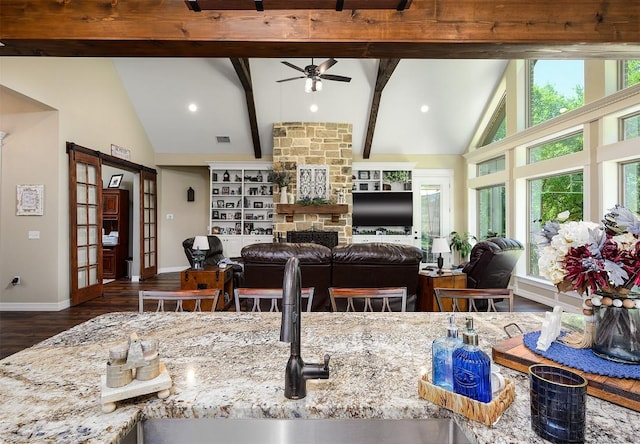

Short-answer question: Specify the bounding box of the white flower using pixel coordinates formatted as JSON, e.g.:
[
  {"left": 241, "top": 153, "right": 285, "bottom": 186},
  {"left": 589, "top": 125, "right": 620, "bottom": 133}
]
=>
[
  {"left": 538, "top": 245, "right": 567, "bottom": 284},
  {"left": 611, "top": 232, "right": 638, "bottom": 252},
  {"left": 557, "top": 210, "right": 570, "bottom": 221},
  {"left": 556, "top": 221, "right": 600, "bottom": 247}
]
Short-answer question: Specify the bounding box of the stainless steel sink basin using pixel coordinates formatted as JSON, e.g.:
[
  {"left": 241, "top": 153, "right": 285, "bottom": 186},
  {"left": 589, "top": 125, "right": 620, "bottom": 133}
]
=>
[{"left": 138, "top": 418, "right": 473, "bottom": 444}]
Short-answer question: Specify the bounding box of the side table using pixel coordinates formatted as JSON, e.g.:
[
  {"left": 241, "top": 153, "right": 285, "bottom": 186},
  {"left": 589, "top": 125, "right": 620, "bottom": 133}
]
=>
[
  {"left": 417, "top": 270, "right": 467, "bottom": 312},
  {"left": 180, "top": 265, "right": 233, "bottom": 311}
]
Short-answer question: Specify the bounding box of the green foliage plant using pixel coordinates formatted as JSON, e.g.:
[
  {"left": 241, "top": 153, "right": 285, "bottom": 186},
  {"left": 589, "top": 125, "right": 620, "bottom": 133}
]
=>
[
  {"left": 267, "top": 170, "right": 291, "bottom": 187},
  {"left": 449, "top": 231, "right": 477, "bottom": 264},
  {"left": 383, "top": 171, "right": 410, "bottom": 183}
]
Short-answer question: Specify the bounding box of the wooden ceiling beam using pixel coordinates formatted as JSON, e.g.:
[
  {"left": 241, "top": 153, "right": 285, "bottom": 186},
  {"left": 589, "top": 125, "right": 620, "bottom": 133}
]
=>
[
  {"left": 363, "top": 58, "right": 400, "bottom": 159},
  {"left": 1, "top": 1, "right": 640, "bottom": 58},
  {"left": 230, "top": 57, "right": 262, "bottom": 159}
]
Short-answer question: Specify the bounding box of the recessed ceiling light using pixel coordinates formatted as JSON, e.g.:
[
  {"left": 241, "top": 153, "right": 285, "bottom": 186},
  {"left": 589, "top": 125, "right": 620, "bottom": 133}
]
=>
[
  {"left": 188, "top": 103, "right": 198, "bottom": 112},
  {"left": 420, "top": 105, "right": 430, "bottom": 113},
  {"left": 310, "top": 104, "right": 319, "bottom": 112}
]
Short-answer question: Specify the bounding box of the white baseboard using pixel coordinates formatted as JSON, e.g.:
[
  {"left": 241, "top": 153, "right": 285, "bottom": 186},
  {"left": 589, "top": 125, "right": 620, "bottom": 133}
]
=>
[{"left": 0, "top": 300, "right": 70, "bottom": 311}]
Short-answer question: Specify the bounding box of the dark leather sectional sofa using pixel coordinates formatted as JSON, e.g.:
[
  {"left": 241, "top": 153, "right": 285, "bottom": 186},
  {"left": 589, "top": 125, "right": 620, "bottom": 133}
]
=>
[{"left": 240, "top": 242, "right": 423, "bottom": 311}]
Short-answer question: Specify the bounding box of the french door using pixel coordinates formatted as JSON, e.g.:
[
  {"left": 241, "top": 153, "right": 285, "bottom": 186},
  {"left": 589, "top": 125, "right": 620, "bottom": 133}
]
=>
[
  {"left": 140, "top": 169, "right": 158, "bottom": 280},
  {"left": 412, "top": 170, "right": 453, "bottom": 266},
  {"left": 69, "top": 148, "right": 103, "bottom": 305}
]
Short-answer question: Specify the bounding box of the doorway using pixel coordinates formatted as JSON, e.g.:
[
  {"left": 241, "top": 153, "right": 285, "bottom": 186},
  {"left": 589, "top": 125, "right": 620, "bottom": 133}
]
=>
[
  {"left": 412, "top": 169, "right": 453, "bottom": 267},
  {"left": 67, "top": 142, "right": 157, "bottom": 306}
]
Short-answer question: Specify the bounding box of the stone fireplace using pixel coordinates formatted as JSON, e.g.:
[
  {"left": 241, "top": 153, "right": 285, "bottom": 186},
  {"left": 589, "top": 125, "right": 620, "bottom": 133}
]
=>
[{"left": 272, "top": 122, "right": 353, "bottom": 244}]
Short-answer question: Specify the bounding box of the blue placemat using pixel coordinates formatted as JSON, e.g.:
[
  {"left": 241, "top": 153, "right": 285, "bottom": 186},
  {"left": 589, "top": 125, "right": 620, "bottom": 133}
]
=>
[{"left": 523, "top": 331, "right": 640, "bottom": 380}]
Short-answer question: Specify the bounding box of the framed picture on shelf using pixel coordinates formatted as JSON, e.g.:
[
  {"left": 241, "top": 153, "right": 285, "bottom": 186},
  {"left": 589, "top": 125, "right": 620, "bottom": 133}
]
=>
[
  {"left": 244, "top": 223, "right": 254, "bottom": 235},
  {"left": 253, "top": 201, "right": 263, "bottom": 208},
  {"left": 234, "top": 212, "right": 241, "bottom": 219},
  {"left": 267, "top": 212, "right": 273, "bottom": 220},
  {"left": 217, "top": 200, "right": 225, "bottom": 208},
  {"left": 358, "top": 171, "right": 370, "bottom": 180},
  {"left": 235, "top": 222, "right": 242, "bottom": 233},
  {"left": 212, "top": 210, "right": 219, "bottom": 219},
  {"left": 211, "top": 226, "right": 220, "bottom": 234},
  {"left": 212, "top": 188, "right": 219, "bottom": 195},
  {"left": 359, "top": 183, "right": 369, "bottom": 191},
  {"left": 245, "top": 213, "right": 253, "bottom": 220},
  {"left": 225, "top": 202, "right": 234, "bottom": 208},
  {"left": 222, "top": 186, "right": 230, "bottom": 195},
  {"left": 220, "top": 213, "right": 227, "bottom": 220}
]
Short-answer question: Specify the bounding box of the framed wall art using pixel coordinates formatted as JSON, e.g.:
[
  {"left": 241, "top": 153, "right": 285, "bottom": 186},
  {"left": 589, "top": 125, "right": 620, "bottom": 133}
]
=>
[
  {"left": 108, "top": 174, "right": 123, "bottom": 188},
  {"left": 16, "top": 184, "right": 44, "bottom": 216}
]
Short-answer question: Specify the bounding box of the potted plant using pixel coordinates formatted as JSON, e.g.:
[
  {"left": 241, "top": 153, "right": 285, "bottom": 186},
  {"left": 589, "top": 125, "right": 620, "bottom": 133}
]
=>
[
  {"left": 268, "top": 169, "right": 291, "bottom": 203},
  {"left": 449, "top": 231, "right": 476, "bottom": 265},
  {"left": 383, "top": 171, "right": 411, "bottom": 191}
]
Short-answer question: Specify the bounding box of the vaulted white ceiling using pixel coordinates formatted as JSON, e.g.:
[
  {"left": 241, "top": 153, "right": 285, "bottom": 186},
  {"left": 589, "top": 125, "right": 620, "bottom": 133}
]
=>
[{"left": 113, "top": 58, "right": 508, "bottom": 158}]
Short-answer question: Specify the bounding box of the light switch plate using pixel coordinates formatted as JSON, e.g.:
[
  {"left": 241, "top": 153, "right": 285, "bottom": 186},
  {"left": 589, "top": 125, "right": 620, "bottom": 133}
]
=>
[{"left": 28, "top": 230, "right": 40, "bottom": 239}]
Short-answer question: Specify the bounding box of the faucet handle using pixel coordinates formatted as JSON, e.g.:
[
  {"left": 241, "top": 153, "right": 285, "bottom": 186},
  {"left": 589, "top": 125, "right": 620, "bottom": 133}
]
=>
[{"left": 323, "top": 354, "right": 330, "bottom": 371}]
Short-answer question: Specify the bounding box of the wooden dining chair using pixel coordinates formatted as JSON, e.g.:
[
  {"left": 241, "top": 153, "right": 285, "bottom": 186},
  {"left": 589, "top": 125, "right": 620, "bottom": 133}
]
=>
[
  {"left": 329, "top": 287, "right": 407, "bottom": 312},
  {"left": 233, "top": 287, "right": 315, "bottom": 312},
  {"left": 138, "top": 289, "right": 221, "bottom": 312},
  {"left": 433, "top": 288, "right": 514, "bottom": 312}
]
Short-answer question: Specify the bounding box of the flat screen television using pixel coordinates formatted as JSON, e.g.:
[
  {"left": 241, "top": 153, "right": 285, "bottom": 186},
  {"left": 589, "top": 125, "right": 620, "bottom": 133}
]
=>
[{"left": 352, "top": 192, "right": 413, "bottom": 227}]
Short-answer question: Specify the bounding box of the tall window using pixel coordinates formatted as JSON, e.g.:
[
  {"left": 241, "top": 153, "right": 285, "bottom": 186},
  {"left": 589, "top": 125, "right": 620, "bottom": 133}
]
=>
[
  {"left": 528, "top": 172, "right": 584, "bottom": 276},
  {"left": 479, "top": 95, "right": 506, "bottom": 146},
  {"left": 529, "top": 60, "right": 584, "bottom": 127},
  {"left": 622, "top": 160, "right": 640, "bottom": 213},
  {"left": 478, "top": 185, "right": 505, "bottom": 239},
  {"left": 620, "top": 112, "right": 640, "bottom": 141},
  {"left": 528, "top": 132, "right": 583, "bottom": 164},
  {"left": 477, "top": 156, "right": 505, "bottom": 176},
  {"left": 620, "top": 60, "right": 640, "bottom": 89}
]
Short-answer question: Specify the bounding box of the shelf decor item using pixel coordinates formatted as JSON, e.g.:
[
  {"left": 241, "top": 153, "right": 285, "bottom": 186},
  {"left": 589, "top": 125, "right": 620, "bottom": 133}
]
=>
[
  {"left": 383, "top": 170, "right": 410, "bottom": 191},
  {"left": 268, "top": 168, "right": 291, "bottom": 204},
  {"left": 537, "top": 205, "right": 640, "bottom": 363}
]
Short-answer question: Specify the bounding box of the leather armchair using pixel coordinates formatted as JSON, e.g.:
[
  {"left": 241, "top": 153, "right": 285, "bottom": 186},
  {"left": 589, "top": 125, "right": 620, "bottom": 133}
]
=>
[
  {"left": 461, "top": 237, "right": 524, "bottom": 289},
  {"left": 183, "top": 236, "right": 225, "bottom": 268}
]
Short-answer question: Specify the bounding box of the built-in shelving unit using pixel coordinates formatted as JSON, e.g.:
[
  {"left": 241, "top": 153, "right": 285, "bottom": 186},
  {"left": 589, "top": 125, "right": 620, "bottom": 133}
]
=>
[{"left": 208, "top": 162, "right": 273, "bottom": 257}]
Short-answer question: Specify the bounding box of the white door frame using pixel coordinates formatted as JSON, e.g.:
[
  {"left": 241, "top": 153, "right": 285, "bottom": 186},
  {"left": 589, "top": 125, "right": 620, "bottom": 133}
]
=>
[{"left": 412, "top": 169, "right": 454, "bottom": 266}]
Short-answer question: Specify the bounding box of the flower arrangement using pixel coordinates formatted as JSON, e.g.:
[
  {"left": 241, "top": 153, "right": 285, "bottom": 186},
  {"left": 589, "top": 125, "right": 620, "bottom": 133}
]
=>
[
  {"left": 537, "top": 205, "right": 640, "bottom": 296},
  {"left": 536, "top": 205, "right": 640, "bottom": 363}
]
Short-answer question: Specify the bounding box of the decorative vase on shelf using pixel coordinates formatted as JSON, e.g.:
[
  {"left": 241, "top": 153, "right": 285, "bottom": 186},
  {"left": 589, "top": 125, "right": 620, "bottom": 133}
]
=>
[
  {"left": 592, "top": 293, "right": 640, "bottom": 364},
  {"left": 279, "top": 186, "right": 288, "bottom": 204}
]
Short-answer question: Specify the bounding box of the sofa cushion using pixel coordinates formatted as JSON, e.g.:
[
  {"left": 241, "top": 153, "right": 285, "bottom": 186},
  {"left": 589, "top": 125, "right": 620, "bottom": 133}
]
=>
[
  {"left": 241, "top": 242, "right": 332, "bottom": 264},
  {"left": 332, "top": 242, "right": 423, "bottom": 265}
]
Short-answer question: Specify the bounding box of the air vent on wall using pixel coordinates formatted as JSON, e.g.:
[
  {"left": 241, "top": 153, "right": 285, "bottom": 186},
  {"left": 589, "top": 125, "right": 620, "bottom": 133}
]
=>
[{"left": 216, "top": 136, "right": 231, "bottom": 143}]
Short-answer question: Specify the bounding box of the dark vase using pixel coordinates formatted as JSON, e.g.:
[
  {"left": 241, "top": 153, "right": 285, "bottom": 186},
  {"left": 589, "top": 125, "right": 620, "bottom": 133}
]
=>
[{"left": 592, "top": 294, "right": 640, "bottom": 364}]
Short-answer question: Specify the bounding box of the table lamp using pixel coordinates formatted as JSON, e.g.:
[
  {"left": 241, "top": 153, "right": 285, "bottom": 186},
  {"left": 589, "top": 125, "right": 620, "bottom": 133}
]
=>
[
  {"left": 191, "top": 236, "right": 209, "bottom": 270},
  {"left": 431, "top": 238, "right": 450, "bottom": 274}
]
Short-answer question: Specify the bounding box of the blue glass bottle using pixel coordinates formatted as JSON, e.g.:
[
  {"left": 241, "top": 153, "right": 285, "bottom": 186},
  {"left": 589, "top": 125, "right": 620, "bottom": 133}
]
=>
[
  {"left": 432, "top": 315, "right": 462, "bottom": 391},
  {"left": 453, "top": 317, "right": 492, "bottom": 403}
]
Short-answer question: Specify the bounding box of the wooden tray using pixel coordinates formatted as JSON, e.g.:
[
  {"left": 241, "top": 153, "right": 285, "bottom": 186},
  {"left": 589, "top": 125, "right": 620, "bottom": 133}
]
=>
[
  {"left": 418, "top": 375, "right": 515, "bottom": 426},
  {"left": 492, "top": 335, "right": 640, "bottom": 412}
]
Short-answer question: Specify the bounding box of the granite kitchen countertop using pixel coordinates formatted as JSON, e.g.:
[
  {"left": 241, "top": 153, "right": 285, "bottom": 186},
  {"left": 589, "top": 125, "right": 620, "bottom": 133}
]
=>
[{"left": 0, "top": 312, "right": 638, "bottom": 443}]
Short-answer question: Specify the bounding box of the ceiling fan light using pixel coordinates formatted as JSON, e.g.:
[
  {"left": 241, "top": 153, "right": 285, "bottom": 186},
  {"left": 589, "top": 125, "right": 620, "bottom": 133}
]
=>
[
  {"left": 315, "top": 79, "right": 323, "bottom": 91},
  {"left": 305, "top": 78, "right": 313, "bottom": 93}
]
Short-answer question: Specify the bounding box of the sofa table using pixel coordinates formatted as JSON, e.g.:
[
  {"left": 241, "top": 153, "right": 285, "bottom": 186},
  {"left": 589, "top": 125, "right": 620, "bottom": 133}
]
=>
[
  {"left": 417, "top": 270, "right": 467, "bottom": 311},
  {"left": 180, "top": 265, "right": 233, "bottom": 310}
]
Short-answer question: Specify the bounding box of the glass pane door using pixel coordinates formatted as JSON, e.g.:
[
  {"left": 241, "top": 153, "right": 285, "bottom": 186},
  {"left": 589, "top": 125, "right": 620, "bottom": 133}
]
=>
[{"left": 140, "top": 170, "right": 157, "bottom": 280}]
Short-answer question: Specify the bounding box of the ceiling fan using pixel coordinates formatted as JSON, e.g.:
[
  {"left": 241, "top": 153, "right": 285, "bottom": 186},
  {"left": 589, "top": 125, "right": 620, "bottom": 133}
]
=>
[{"left": 276, "top": 58, "right": 352, "bottom": 92}]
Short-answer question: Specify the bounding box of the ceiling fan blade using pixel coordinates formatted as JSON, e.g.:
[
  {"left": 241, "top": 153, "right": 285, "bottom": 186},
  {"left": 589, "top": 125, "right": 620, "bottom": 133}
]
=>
[
  {"left": 281, "top": 61, "right": 306, "bottom": 73},
  {"left": 319, "top": 74, "right": 352, "bottom": 82},
  {"left": 316, "top": 58, "right": 338, "bottom": 74},
  {"left": 276, "top": 76, "right": 306, "bottom": 83}
]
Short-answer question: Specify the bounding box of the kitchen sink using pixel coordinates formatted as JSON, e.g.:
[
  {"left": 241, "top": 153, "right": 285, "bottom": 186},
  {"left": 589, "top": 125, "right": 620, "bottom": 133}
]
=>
[{"left": 134, "top": 418, "right": 473, "bottom": 444}]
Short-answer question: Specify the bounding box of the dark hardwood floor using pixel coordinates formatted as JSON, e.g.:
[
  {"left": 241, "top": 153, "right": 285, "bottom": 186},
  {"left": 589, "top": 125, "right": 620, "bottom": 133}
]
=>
[
  {"left": 0, "top": 273, "right": 181, "bottom": 360},
  {"left": 0, "top": 273, "right": 548, "bottom": 360}
]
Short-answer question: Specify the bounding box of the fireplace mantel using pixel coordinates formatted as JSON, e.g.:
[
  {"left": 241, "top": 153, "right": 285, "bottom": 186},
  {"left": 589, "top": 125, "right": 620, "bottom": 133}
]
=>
[{"left": 276, "top": 204, "right": 349, "bottom": 222}]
